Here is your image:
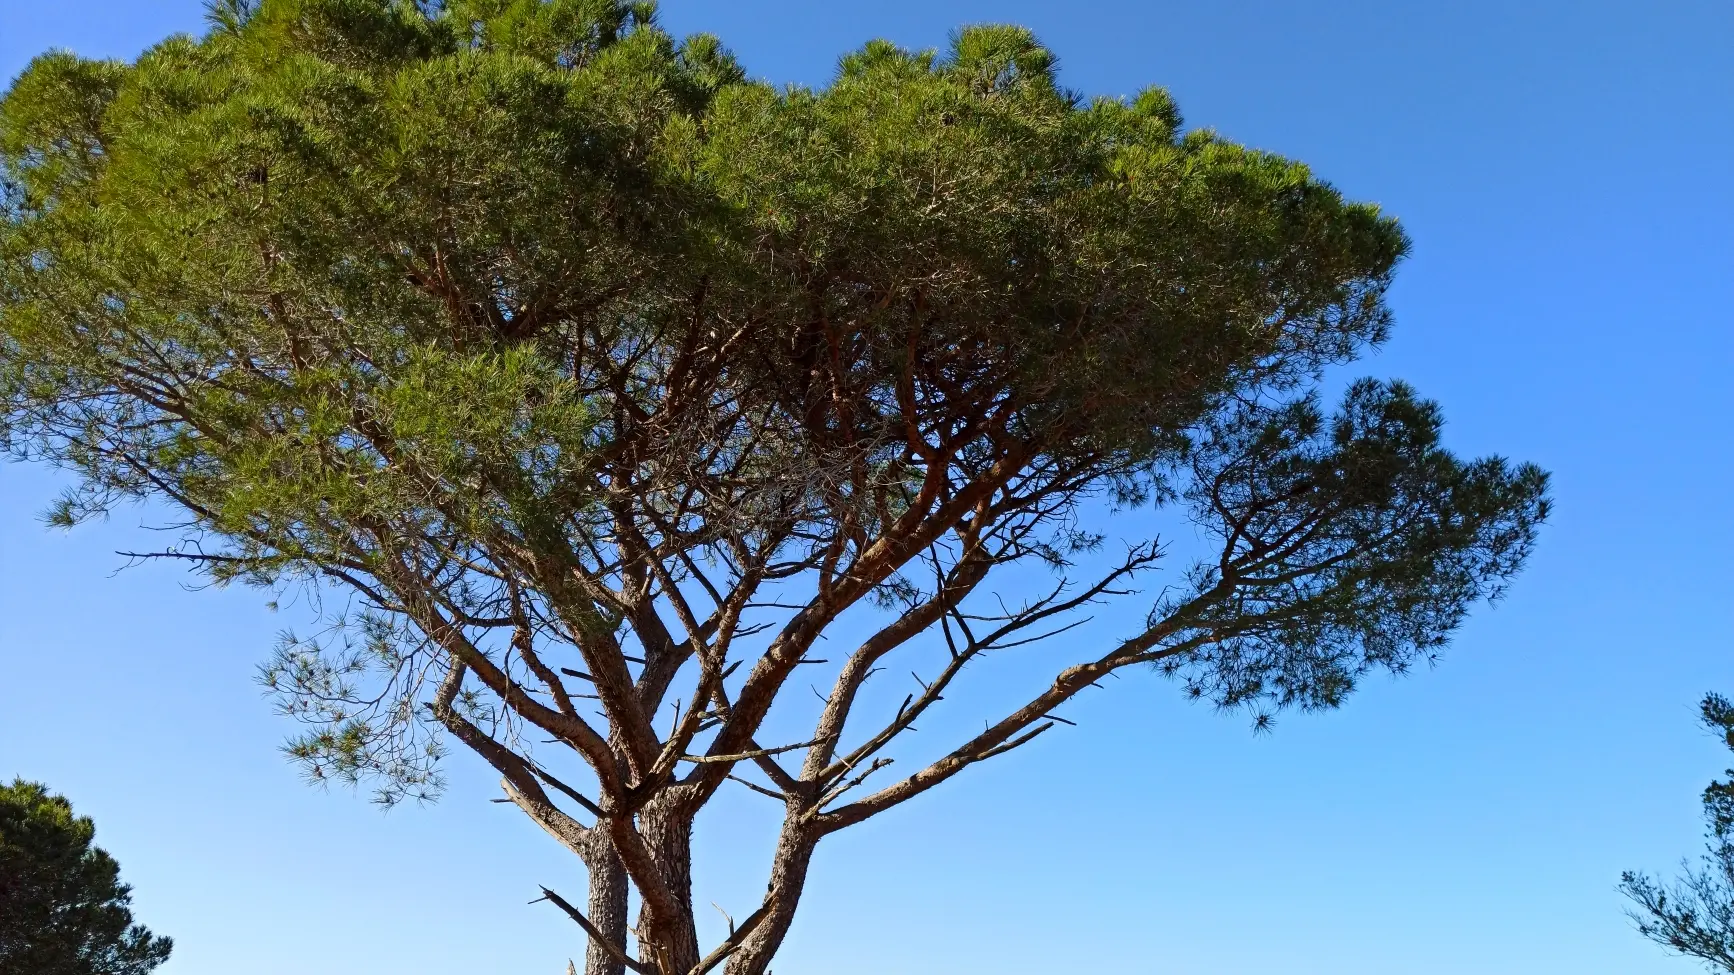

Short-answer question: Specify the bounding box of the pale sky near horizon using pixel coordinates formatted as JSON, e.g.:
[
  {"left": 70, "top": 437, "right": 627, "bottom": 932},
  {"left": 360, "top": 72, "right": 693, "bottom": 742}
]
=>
[{"left": 1, "top": 2, "right": 1731, "bottom": 973}]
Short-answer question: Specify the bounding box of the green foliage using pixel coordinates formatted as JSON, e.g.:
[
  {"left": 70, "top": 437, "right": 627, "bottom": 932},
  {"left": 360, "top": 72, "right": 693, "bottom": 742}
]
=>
[
  {"left": 1621, "top": 695, "right": 1734, "bottom": 971},
  {"left": 0, "top": 780, "right": 172, "bottom": 975},
  {"left": 1163, "top": 379, "right": 1547, "bottom": 721},
  {"left": 0, "top": 0, "right": 1542, "bottom": 787}
]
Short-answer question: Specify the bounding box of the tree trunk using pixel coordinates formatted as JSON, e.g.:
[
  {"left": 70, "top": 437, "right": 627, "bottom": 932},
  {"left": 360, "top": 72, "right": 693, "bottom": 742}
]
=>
[
  {"left": 723, "top": 819, "right": 816, "bottom": 975},
  {"left": 582, "top": 829, "right": 630, "bottom": 975},
  {"left": 637, "top": 799, "right": 701, "bottom": 975},
  {"left": 578, "top": 800, "right": 817, "bottom": 975}
]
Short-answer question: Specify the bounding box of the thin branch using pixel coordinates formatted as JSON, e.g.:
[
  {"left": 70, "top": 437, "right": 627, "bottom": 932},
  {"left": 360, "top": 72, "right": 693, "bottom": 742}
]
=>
[
  {"left": 687, "top": 898, "right": 776, "bottom": 975},
  {"left": 725, "top": 774, "right": 789, "bottom": 802},
  {"left": 681, "top": 735, "right": 834, "bottom": 765},
  {"left": 526, "top": 761, "right": 606, "bottom": 820},
  {"left": 534, "top": 887, "right": 653, "bottom": 975}
]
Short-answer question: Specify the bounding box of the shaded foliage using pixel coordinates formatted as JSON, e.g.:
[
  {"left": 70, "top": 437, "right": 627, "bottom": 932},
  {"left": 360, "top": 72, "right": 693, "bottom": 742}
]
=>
[{"left": 0, "top": 780, "right": 172, "bottom": 975}]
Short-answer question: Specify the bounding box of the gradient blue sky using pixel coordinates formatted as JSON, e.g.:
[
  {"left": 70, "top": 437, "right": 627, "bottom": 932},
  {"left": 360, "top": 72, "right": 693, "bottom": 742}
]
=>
[{"left": 2, "top": 2, "right": 1730, "bottom": 972}]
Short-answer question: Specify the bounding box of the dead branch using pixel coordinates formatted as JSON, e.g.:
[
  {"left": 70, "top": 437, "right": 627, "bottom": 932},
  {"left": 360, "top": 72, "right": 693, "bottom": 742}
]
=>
[{"left": 534, "top": 886, "right": 652, "bottom": 975}]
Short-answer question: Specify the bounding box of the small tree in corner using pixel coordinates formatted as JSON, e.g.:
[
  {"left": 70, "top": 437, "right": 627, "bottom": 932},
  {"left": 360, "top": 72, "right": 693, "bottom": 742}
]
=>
[
  {"left": 1622, "top": 695, "right": 1734, "bottom": 972},
  {"left": 0, "top": 780, "right": 172, "bottom": 975}
]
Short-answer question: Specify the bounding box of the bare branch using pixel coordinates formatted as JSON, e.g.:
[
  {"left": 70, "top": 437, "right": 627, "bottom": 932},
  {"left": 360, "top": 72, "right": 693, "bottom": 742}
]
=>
[
  {"left": 688, "top": 897, "right": 776, "bottom": 975},
  {"left": 680, "top": 736, "right": 834, "bottom": 765},
  {"left": 725, "top": 774, "right": 789, "bottom": 802},
  {"left": 535, "top": 886, "right": 653, "bottom": 975}
]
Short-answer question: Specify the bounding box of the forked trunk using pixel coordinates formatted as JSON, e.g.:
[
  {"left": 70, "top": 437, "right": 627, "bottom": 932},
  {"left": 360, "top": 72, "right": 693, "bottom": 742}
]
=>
[{"left": 572, "top": 807, "right": 815, "bottom": 975}]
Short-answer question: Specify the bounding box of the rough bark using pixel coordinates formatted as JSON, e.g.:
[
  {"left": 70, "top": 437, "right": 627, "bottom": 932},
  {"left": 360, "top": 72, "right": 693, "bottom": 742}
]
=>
[
  {"left": 581, "top": 830, "right": 630, "bottom": 975},
  {"left": 721, "top": 822, "right": 814, "bottom": 975},
  {"left": 637, "top": 800, "right": 701, "bottom": 975}
]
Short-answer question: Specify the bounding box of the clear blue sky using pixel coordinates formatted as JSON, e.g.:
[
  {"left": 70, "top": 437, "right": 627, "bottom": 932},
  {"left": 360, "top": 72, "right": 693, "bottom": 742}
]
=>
[{"left": 2, "top": 2, "right": 1729, "bottom": 972}]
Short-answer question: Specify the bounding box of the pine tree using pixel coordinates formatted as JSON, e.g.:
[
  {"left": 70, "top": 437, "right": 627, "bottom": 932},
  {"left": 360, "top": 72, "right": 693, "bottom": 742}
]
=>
[
  {"left": 0, "top": 3, "right": 1549, "bottom": 972},
  {"left": 0, "top": 781, "right": 172, "bottom": 975},
  {"left": 1622, "top": 695, "right": 1734, "bottom": 971}
]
